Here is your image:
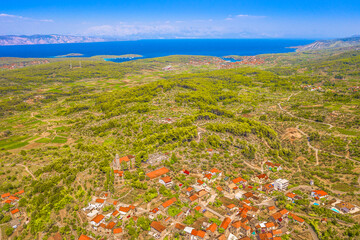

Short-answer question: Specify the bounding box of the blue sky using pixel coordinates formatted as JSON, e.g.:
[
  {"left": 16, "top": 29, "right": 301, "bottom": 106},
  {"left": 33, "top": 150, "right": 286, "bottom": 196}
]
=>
[{"left": 1, "top": 0, "right": 359, "bottom": 39}]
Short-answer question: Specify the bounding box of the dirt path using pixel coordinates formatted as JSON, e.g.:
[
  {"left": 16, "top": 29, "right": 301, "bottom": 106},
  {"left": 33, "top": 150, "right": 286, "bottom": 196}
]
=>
[
  {"left": 278, "top": 92, "right": 334, "bottom": 129},
  {"left": 17, "top": 164, "right": 36, "bottom": 180}
]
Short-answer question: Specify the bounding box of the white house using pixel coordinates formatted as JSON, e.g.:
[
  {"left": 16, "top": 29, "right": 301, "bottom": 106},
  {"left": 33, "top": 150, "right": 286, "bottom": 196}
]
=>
[
  {"left": 274, "top": 179, "right": 289, "bottom": 191},
  {"left": 159, "top": 176, "right": 173, "bottom": 187}
]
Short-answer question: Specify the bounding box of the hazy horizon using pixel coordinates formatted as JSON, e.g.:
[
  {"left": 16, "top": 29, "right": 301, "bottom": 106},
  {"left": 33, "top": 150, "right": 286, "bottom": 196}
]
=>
[{"left": 1, "top": 0, "right": 360, "bottom": 39}]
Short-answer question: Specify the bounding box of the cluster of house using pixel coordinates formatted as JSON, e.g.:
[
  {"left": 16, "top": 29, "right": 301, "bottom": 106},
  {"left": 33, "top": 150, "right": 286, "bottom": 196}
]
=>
[
  {"left": 77, "top": 154, "right": 358, "bottom": 240},
  {"left": 81, "top": 192, "right": 135, "bottom": 238},
  {"left": 1, "top": 190, "right": 24, "bottom": 219},
  {"left": 301, "top": 85, "right": 324, "bottom": 92},
  {"left": 0, "top": 60, "right": 49, "bottom": 69}
]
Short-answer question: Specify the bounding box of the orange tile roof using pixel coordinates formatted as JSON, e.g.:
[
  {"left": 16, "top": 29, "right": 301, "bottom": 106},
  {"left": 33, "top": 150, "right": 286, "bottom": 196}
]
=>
[
  {"left": 217, "top": 234, "right": 226, "bottom": 240},
  {"left": 189, "top": 194, "right": 198, "bottom": 202},
  {"left": 204, "top": 173, "right": 212, "bottom": 180},
  {"left": 268, "top": 206, "right": 276, "bottom": 211},
  {"left": 263, "top": 184, "right": 274, "bottom": 190},
  {"left": 146, "top": 167, "right": 170, "bottom": 179},
  {"left": 279, "top": 209, "right": 289, "bottom": 215},
  {"left": 210, "top": 168, "right": 221, "bottom": 173},
  {"left": 151, "top": 221, "right": 166, "bottom": 233},
  {"left": 191, "top": 229, "right": 198, "bottom": 236},
  {"left": 220, "top": 217, "right": 231, "bottom": 230},
  {"left": 119, "top": 206, "right": 131, "bottom": 213},
  {"left": 14, "top": 190, "right": 24, "bottom": 195},
  {"left": 113, "top": 200, "right": 118, "bottom": 205},
  {"left": 161, "top": 197, "right": 177, "bottom": 208},
  {"left": 207, "top": 223, "right": 217, "bottom": 232},
  {"left": 91, "top": 214, "right": 104, "bottom": 224},
  {"left": 186, "top": 187, "right": 193, "bottom": 192},
  {"left": 197, "top": 179, "right": 204, "bottom": 185},
  {"left": 150, "top": 208, "right": 159, "bottom": 213},
  {"left": 194, "top": 206, "right": 201, "bottom": 212},
  {"left": 257, "top": 174, "right": 268, "bottom": 179},
  {"left": 119, "top": 156, "right": 130, "bottom": 163},
  {"left": 95, "top": 199, "right": 105, "bottom": 203},
  {"left": 1, "top": 193, "right": 10, "bottom": 198},
  {"left": 265, "top": 222, "right": 275, "bottom": 228},
  {"left": 286, "top": 192, "right": 296, "bottom": 199},
  {"left": 112, "top": 210, "right": 119, "bottom": 216},
  {"left": 161, "top": 176, "right": 172, "bottom": 183},
  {"left": 227, "top": 204, "right": 236, "bottom": 209},
  {"left": 197, "top": 230, "right": 206, "bottom": 238},
  {"left": 271, "top": 212, "right": 282, "bottom": 220},
  {"left": 78, "top": 235, "right": 92, "bottom": 240},
  {"left": 272, "top": 229, "right": 282, "bottom": 235},
  {"left": 175, "top": 223, "right": 185, "bottom": 230},
  {"left": 106, "top": 221, "right": 116, "bottom": 229},
  {"left": 312, "top": 190, "right": 328, "bottom": 197},
  {"left": 231, "top": 220, "right": 241, "bottom": 228},
  {"left": 273, "top": 237, "right": 282, "bottom": 240},
  {"left": 216, "top": 186, "right": 223, "bottom": 192},
  {"left": 289, "top": 213, "right": 305, "bottom": 223},
  {"left": 113, "top": 228, "right": 122, "bottom": 234},
  {"left": 239, "top": 237, "right": 251, "bottom": 240},
  {"left": 11, "top": 208, "right": 19, "bottom": 214},
  {"left": 8, "top": 196, "right": 19, "bottom": 201},
  {"left": 232, "top": 177, "right": 247, "bottom": 184}
]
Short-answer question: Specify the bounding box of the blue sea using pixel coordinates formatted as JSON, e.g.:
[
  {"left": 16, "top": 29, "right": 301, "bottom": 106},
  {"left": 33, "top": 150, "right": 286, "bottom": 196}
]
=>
[{"left": 0, "top": 39, "right": 314, "bottom": 61}]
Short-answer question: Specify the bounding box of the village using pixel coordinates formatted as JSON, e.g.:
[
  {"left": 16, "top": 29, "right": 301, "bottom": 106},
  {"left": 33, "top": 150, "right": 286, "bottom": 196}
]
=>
[{"left": 6, "top": 152, "right": 348, "bottom": 240}]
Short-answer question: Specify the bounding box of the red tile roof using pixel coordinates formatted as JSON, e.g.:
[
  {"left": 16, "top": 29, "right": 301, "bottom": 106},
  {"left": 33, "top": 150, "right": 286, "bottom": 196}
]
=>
[
  {"left": 161, "top": 197, "right": 177, "bottom": 208},
  {"left": 232, "top": 177, "right": 247, "bottom": 184},
  {"left": 106, "top": 221, "right": 116, "bottom": 229},
  {"left": 220, "top": 217, "right": 231, "bottom": 230},
  {"left": 161, "top": 176, "right": 172, "bottom": 183},
  {"left": 210, "top": 168, "right": 221, "bottom": 173},
  {"left": 227, "top": 204, "right": 236, "bottom": 209},
  {"left": 113, "top": 228, "right": 122, "bottom": 234},
  {"left": 207, "top": 223, "right": 217, "bottom": 232},
  {"left": 14, "top": 190, "right": 24, "bottom": 195},
  {"left": 197, "top": 230, "right": 206, "bottom": 238},
  {"left": 289, "top": 213, "right": 305, "bottom": 223},
  {"left": 1, "top": 193, "right": 10, "bottom": 199},
  {"left": 146, "top": 167, "right": 170, "bottom": 179},
  {"left": 175, "top": 223, "right": 185, "bottom": 230},
  {"left": 11, "top": 208, "right": 19, "bottom": 214},
  {"left": 312, "top": 190, "right": 328, "bottom": 197},
  {"left": 265, "top": 222, "right": 275, "bottom": 228},
  {"left": 91, "top": 214, "right": 104, "bottom": 224},
  {"left": 286, "top": 192, "right": 296, "bottom": 199},
  {"left": 78, "top": 235, "right": 92, "bottom": 240},
  {"left": 194, "top": 206, "right": 201, "bottom": 212},
  {"left": 189, "top": 194, "right": 198, "bottom": 202},
  {"left": 151, "top": 221, "right": 166, "bottom": 233},
  {"left": 268, "top": 206, "right": 276, "bottom": 211},
  {"left": 119, "top": 206, "right": 131, "bottom": 213}
]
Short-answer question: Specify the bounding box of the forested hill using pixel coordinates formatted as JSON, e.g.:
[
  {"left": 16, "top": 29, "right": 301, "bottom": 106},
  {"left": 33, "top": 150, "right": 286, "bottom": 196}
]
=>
[
  {"left": 295, "top": 36, "right": 360, "bottom": 51},
  {"left": 1, "top": 52, "right": 360, "bottom": 239}
]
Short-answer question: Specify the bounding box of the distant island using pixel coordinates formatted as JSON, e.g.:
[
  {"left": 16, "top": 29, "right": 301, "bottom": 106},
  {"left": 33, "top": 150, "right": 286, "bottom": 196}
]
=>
[
  {"left": 0, "top": 34, "right": 105, "bottom": 46},
  {"left": 294, "top": 35, "right": 360, "bottom": 51},
  {"left": 55, "top": 53, "right": 84, "bottom": 58}
]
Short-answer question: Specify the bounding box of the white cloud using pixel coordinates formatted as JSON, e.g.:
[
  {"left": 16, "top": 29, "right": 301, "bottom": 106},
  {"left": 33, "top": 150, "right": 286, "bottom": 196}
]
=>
[
  {"left": 0, "top": 13, "right": 53, "bottom": 22},
  {"left": 236, "top": 14, "right": 266, "bottom": 18}
]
